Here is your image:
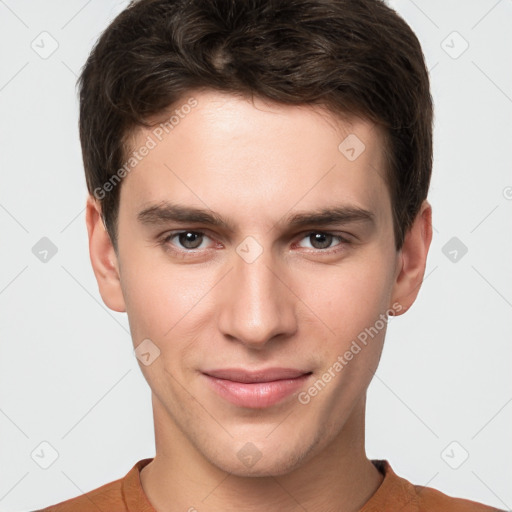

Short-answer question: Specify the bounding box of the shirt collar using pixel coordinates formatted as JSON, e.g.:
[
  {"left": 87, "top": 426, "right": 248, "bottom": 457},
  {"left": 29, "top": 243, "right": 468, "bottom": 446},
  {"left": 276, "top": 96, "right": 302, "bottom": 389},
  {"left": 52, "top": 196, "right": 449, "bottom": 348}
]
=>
[
  {"left": 360, "top": 459, "right": 420, "bottom": 512},
  {"left": 124, "top": 458, "right": 156, "bottom": 512},
  {"left": 123, "top": 457, "right": 419, "bottom": 512}
]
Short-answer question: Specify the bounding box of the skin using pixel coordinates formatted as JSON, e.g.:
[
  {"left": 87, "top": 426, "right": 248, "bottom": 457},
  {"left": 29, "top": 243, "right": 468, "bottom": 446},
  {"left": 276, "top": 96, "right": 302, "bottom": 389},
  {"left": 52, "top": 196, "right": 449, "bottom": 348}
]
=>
[{"left": 86, "top": 89, "right": 432, "bottom": 512}]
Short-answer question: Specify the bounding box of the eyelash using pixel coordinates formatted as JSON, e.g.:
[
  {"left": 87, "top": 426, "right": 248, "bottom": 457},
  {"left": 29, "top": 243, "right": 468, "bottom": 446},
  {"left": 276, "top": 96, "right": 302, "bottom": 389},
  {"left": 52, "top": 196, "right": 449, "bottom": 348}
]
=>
[{"left": 158, "top": 230, "right": 352, "bottom": 258}]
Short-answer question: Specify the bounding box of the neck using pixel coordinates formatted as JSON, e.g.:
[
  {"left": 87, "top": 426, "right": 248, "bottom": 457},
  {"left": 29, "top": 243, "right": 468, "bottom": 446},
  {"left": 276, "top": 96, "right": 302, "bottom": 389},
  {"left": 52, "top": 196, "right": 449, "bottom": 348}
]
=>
[{"left": 140, "top": 394, "right": 383, "bottom": 512}]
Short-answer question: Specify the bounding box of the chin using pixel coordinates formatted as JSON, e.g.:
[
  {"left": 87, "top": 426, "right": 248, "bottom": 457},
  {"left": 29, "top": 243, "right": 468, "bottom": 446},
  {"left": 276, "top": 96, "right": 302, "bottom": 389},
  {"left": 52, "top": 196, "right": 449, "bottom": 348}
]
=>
[{"left": 205, "top": 437, "right": 316, "bottom": 478}]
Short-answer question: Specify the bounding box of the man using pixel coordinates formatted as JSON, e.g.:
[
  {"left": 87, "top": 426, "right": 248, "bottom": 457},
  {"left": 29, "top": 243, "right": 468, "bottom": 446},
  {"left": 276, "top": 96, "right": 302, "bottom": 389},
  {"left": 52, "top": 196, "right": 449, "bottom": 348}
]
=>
[{"left": 37, "top": 0, "right": 503, "bottom": 510}]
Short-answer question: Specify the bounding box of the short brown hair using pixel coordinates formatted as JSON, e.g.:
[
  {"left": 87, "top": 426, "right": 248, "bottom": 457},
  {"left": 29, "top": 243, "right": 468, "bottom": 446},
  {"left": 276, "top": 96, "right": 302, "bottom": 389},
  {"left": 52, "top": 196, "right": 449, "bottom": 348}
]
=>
[{"left": 78, "top": 0, "right": 433, "bottom": 252}]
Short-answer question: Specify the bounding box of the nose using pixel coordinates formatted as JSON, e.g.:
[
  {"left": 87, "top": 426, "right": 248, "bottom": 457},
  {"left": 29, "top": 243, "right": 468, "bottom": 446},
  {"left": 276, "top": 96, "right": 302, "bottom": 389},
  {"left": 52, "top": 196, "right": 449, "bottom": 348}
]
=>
[{"left": 216, "top": 242, "right": 297, "bottom": 350}]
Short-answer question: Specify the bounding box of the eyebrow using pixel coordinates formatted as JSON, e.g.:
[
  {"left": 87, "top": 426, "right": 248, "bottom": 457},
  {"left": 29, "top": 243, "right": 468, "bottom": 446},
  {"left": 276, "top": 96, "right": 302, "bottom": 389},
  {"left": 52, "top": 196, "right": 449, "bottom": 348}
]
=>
[{"left": 137, "top": 201, "right": 375, "bottom": 231}]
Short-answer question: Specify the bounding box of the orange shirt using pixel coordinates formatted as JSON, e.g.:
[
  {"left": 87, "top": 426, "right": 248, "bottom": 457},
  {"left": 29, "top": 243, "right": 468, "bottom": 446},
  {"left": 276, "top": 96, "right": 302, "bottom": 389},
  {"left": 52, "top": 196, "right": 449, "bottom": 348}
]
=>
[{"left": 36, "top": 458, "right": 503, "bottom": 511}]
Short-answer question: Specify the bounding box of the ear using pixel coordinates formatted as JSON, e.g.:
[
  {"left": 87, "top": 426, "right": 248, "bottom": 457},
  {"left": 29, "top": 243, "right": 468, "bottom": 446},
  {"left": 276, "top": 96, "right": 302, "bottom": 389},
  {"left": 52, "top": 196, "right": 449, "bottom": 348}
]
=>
[
  {"left": 390, "top": 200, "right": 432, "bottom": 315},
  {"left": 85, "top": 195, "right": 126, "bottom": 313}
]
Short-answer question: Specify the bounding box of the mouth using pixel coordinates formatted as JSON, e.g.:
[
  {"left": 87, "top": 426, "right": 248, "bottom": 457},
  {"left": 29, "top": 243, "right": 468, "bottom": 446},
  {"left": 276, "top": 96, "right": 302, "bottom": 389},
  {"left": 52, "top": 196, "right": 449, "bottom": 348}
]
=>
[{"left": 201, "top": 368, "right": 313, "bottom": 409}]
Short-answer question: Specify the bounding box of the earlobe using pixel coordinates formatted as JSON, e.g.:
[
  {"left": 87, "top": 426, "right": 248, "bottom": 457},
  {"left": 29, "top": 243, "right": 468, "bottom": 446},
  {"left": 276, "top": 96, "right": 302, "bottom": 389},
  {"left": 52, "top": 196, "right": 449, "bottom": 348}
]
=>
[
  {"left": 85, "top": 195, "right": 126, "bottom": 313},
  {"left": 390, "top": 200, "right": 433, "bottom": 315}
]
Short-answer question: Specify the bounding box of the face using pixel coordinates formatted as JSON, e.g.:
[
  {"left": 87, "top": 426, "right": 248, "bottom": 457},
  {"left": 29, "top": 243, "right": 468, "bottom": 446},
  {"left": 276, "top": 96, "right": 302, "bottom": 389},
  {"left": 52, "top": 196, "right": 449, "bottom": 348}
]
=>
[{"left": 91, "top": 89, "right": 423, "bottom": 477}]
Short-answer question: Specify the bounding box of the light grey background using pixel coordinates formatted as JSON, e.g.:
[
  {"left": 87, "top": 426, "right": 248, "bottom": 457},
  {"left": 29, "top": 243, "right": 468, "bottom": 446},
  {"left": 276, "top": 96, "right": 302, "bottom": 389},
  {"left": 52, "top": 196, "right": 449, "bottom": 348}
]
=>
[{"left": 0, "top": 1, "right": 511, "bottom": 511}]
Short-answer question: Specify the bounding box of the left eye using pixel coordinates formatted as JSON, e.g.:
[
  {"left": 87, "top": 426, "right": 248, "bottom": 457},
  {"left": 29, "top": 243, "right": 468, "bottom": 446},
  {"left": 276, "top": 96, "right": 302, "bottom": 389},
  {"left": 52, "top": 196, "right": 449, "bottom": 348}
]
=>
[{"left": 297, "top": 232, "right": 346, "bottom": 250}]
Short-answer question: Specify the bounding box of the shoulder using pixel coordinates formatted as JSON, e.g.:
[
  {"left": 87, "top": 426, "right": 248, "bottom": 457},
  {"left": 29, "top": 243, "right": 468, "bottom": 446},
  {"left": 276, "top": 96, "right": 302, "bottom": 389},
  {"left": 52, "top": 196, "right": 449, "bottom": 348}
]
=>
[
  {"left": 415, "top": 483, "right": 505, "bottom": 512},
  {"left": 34, "top": 476, "right": 125, "bottom": 512},
  {"left": 34, "top": 458, "right": 154, "bottom": 512},
  {"left": 365, "top": 460, "right": 504, "bottom": 512}
]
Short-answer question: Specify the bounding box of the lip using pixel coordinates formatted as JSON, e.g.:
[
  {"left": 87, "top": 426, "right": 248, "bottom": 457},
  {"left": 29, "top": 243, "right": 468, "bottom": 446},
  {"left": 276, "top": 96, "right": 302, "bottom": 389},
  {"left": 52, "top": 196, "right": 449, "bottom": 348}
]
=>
[{"left": 202, "top": 368, "right": 313, "bottom": 408}]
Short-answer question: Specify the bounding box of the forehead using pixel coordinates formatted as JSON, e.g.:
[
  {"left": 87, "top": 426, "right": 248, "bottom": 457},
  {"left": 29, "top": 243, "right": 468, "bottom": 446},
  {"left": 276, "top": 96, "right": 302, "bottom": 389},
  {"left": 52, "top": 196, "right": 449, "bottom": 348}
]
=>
[{"left": 120, "top": 89, "right": 390, "bottom": 226}]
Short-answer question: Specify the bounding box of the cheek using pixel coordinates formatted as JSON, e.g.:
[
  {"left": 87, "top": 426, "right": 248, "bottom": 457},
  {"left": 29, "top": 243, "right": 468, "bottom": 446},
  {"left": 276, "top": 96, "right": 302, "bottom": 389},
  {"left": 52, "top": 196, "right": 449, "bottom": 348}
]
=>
[
  {"left": 120, "top": 259, "right": 191, "bottom": 340},
  {"left": 119, "top": 266, "right": 206, "bottom": 390},
  {"left": 295, "top": 253, "right": 396, "bottom": 342}
]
